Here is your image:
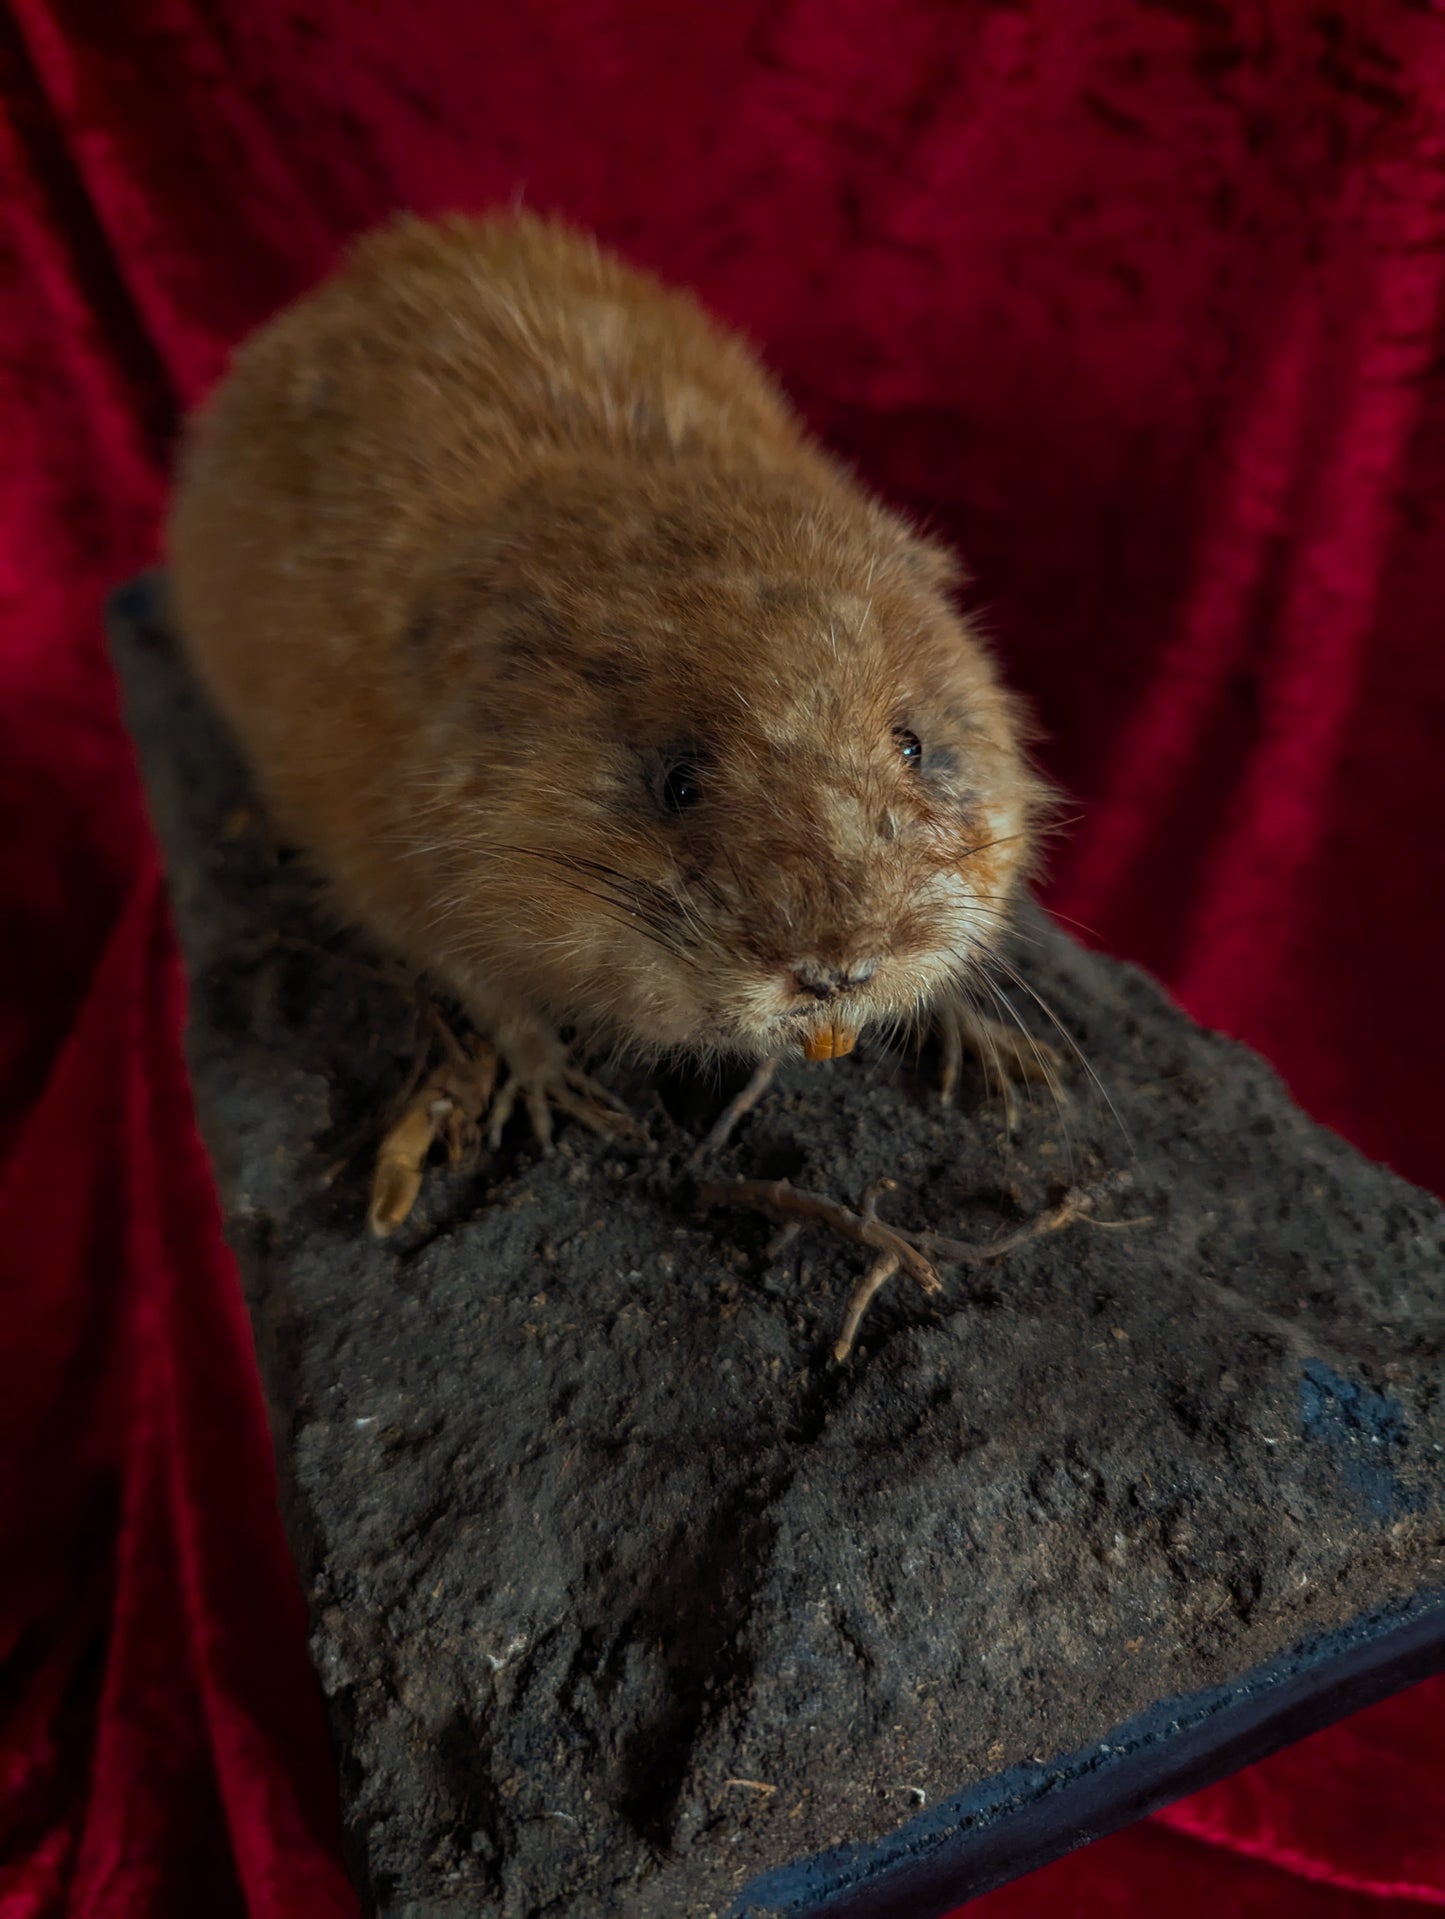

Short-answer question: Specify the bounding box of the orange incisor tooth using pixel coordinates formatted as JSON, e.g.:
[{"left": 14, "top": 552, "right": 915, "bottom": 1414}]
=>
[{"left": 802, "top": 1022, "right": 858, "bottom": 1063}]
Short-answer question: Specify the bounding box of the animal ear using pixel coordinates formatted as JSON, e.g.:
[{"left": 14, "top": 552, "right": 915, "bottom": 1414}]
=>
[
  {"left": 403, "top": 545, "right": 500, "bottom": 655},
  {"left": 404, "top": 547, "right": 561, "bottom": 668}
]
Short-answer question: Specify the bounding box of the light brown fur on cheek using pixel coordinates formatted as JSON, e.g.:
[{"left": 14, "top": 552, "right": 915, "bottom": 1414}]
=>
[{"left": 164, "top": 212, "right": 1044, "bottom": 1068}]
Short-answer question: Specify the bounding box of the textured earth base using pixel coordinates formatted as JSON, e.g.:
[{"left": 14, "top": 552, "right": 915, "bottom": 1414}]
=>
[{"left": 112, "top": 580, "right": 1445, "bottom": 1919}]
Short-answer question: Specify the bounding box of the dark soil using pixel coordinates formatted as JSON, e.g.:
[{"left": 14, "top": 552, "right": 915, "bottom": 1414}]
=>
[{"left": 112, "top": 578, "right": 1445, "bottom": 1919}]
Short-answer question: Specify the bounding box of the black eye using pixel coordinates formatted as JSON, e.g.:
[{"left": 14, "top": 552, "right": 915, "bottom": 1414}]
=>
[
  {"left": 661, "top": 760, "right": 703, "bottom": 813},
  {"left": 895, "top": 727, "right": 923, "bottom": 766}
]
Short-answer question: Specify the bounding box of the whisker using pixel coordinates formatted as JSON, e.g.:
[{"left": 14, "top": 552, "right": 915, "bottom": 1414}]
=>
[
  {"left": 983, "top": 950, "right": 1133, "bottom": 1157},
  {"left": 950, "top": 961, "right": 1072, "bottom": 1161},
  {"left": 959, "top": 831, "right": 1027, "bottom": 862},
  {"left": 1034, "top": 904, "right": 1110, "bottom": 945},
  {"left": 982, "top": 971, "right": 1073, "bottom": 1169},
  {"left": 495, "top": 848, "right": 708, "bottom": 960},
  {"left": 442, "top": 869, "right": 703, "bottom": 972}
]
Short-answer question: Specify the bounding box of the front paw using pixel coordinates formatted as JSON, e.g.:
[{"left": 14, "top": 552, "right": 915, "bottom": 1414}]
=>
[
  {"left": 933, "top": 999, "right": 1061, "bottom": 1128},
  {"left": 486, "top": 1056, "right": 647, "bottom": 1154},
  {"left": 367, "top": 1020, "right": 646, "bottom": 1237}
]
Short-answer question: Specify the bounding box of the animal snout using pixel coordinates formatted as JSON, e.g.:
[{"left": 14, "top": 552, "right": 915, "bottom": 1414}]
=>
[{"left": 791, "top": 959, "right": 879, "bottom": 1002}]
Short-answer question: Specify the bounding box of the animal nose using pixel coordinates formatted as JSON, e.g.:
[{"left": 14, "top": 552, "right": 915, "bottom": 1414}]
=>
[{"left": 792, "top": 960, "right": 878, "bottom": 1002}]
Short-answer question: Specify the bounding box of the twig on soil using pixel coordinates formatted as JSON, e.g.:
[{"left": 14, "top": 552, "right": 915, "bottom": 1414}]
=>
[
  {"left": 833, "top": 1252, "right": 902, "bottom": 1365},
  {"left": 697, "top": 1170, "right": 1138, "bottom": 1362},
  {"left": 697, "top": 1176, "right": 943, "bottom": 1298},
  {"left": 908, "top": 1169, "right": 1136, "bottom": 1265}
]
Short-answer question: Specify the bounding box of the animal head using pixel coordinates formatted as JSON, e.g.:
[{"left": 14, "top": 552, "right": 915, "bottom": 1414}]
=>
[{"left": 402, "top": 461, "right": 1045, "bottom": 1063}]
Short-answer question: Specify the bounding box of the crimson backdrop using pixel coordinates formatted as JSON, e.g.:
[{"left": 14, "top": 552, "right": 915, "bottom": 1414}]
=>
[{"left": 2, "top": 2, "right": 1444, "bottom": 1915}]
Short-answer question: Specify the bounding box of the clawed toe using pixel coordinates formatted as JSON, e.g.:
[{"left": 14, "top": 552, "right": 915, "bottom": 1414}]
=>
[
  {"left": 370, "top": 1023, "right": 648, "bottom": 1233},
  {"left": 936, "top": 1002, "right": 1062, "bottom": 1125},
  {"left": 368, "top": 1035, "right": 499, "bottom": 1236},
  {"left": 488, "top": 1065, "right": 645, "bottom": 1153}
]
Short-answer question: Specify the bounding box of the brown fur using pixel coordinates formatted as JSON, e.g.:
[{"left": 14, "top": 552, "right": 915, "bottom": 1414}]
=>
[{"left": 165, "top": 212, "right": 1046, "bottom": 1085}]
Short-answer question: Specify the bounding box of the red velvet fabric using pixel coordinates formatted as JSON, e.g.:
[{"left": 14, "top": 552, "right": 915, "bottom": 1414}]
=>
[{"left": 2, "top": 3, "right": 1442, "bottom": 1914}]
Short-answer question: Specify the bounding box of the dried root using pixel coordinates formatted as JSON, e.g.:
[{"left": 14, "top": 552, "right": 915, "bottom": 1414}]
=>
[
  {"left": 699, "top": 1176, "right": 943, "bottom": 1296},
  {"left": 698, "top": 1171, "right": 1136, "bottom": 1362}
]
